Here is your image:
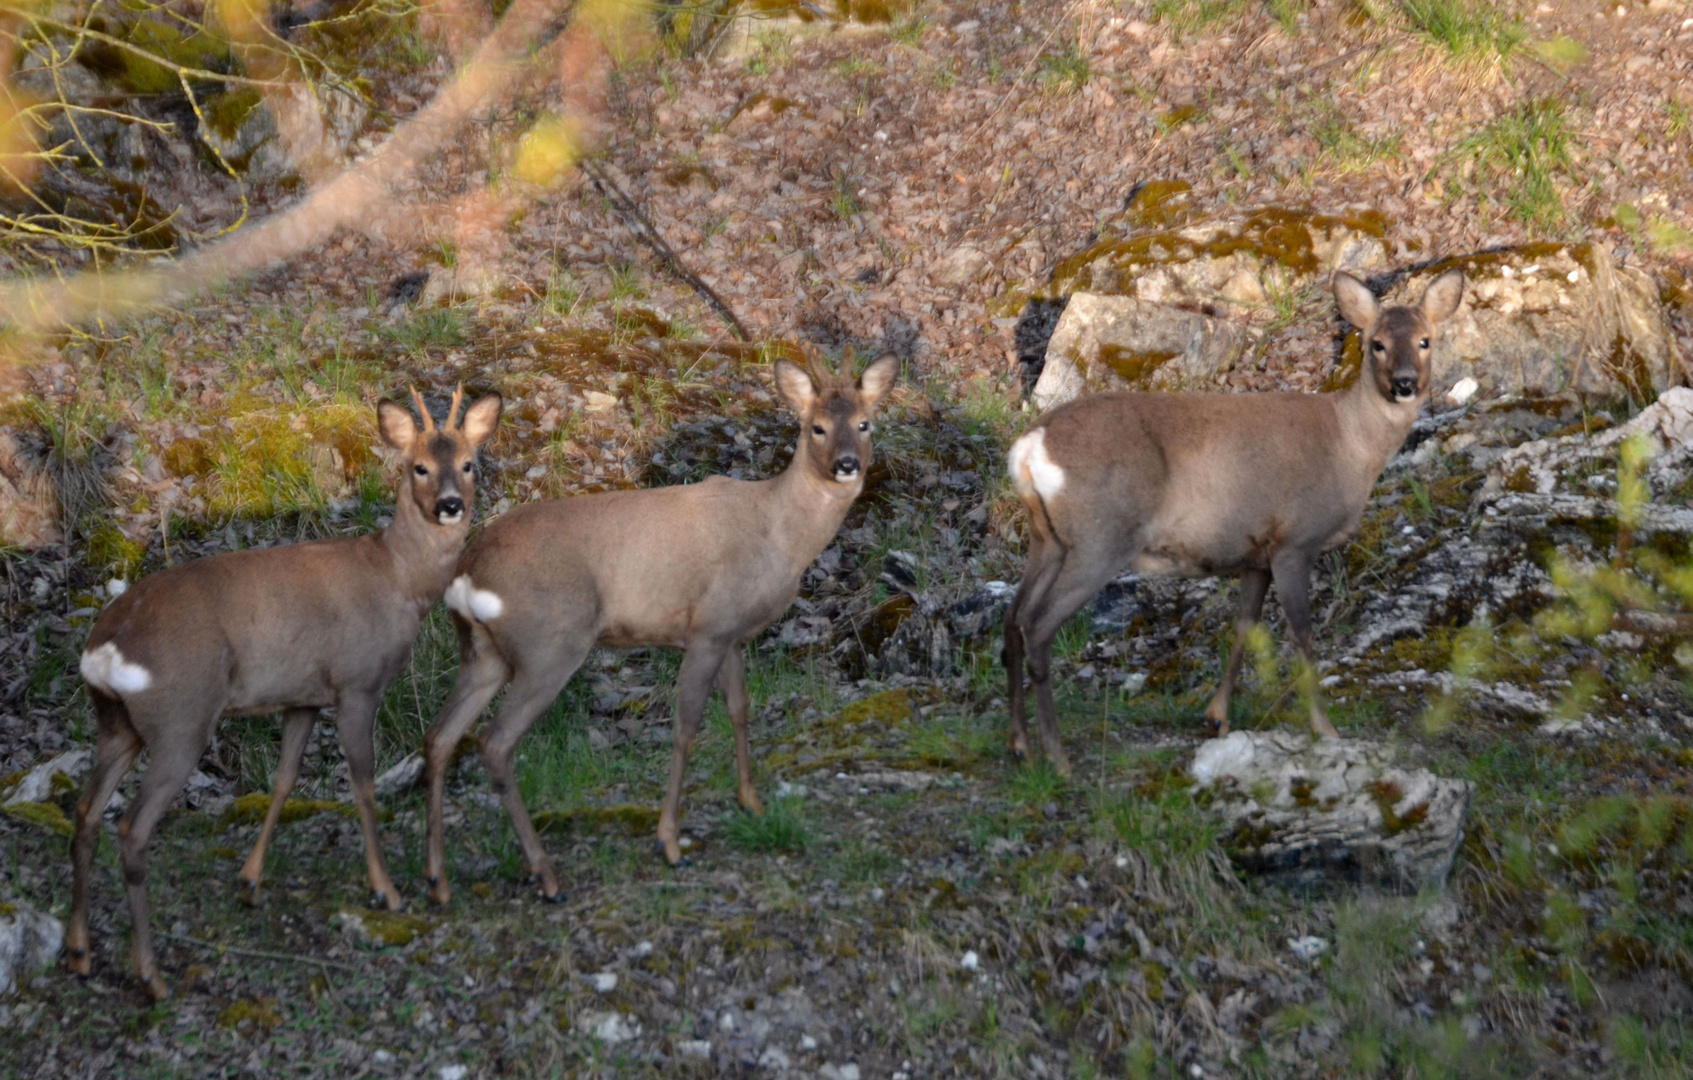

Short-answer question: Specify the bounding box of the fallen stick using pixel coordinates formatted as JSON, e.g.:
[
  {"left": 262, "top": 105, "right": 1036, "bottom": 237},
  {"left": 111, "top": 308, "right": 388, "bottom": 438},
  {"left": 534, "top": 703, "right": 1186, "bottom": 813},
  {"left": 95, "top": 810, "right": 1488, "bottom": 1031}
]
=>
[
  {"left": 583, "top": 159, "right": 751, "bottom": 342},
  {"left": 161, "top": 930, "right": 361, "bottom": 973}
]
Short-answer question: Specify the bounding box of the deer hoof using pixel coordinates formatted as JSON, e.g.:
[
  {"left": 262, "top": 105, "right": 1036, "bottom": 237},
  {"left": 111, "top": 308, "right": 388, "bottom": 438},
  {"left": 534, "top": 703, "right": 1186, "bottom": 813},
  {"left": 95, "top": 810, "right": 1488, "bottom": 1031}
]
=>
[
  {"left": 67, "top": 946, "right": 91, "bottom": 977},
  {"left": 139, "top": 973, "right": 171, "bottom": 1001}
]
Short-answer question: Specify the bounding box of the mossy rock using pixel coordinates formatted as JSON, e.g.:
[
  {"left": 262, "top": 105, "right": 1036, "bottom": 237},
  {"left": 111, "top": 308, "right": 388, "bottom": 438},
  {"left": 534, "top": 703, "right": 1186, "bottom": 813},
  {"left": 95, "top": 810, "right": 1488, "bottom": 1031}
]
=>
[
  {"left": 334, "top": 910, "right": 431, "bottom": 948},
  {"left": 2, "top": 801, "right": 74, "bottom": 837},
  {"left": 220, "top": 793, "right": 354, "bottom": 828},
  {"left": 533, "top": 803, "right": 661, "bottom": 836}
]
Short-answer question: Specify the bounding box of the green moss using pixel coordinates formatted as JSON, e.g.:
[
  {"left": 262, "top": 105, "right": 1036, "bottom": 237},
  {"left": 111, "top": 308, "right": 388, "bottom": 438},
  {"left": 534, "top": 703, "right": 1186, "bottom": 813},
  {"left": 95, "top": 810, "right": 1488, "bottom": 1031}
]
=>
[
  {"left": 1097, "top": 345, "right": 1178, "bottom": 385},
  {"left": 342, "top": 910, "right": 430, "bottom": 947},
  {"left": 203, "top": 88, "right": 262, "bottom": 140},
  {"left": 1126, "top": 180, "right": 1193, "bottom": 227},
  {"left": 532, "top": 803, "right": 661, "bottom": 836},
  {"left": 1051, "top": 205, "right": 1390, "bottom": 297},
  {"left": 1368, "top": 779, "right": 1430, "bottom": 836},
  {"left": 217, "top": 997, "right": 282, "bottom": 1031},
  {"left": 832, "top": 687, "right": 918, "bottom": 728},
  {"left": 220, "top": 793, "right": 353, "bottom": 828},
  {"left": 2, "top": 800, "right": 74, "bottom": 836},
  {"left": 84, "top": 520, "right": 148, "bottom": 578}
]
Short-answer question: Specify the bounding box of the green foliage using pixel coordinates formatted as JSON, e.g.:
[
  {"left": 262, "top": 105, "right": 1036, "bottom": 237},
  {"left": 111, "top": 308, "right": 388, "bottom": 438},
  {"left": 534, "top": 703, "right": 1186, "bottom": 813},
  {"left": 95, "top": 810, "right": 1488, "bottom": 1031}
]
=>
[
  {"left": 381, "top": 307, "right": 470, "bottom": 353},
  {"left": 1150, "top": 0, "right": 1249, "bottom": 35},
  {"left": 1454, "top": 99, "right": 1575, "bottom": 229},
  {"left": 724, "top": 796, "right": 812, "bottom": 854},
  {"left": 1400, "top": 0, "right": 1526, "bottom": 64},
  {"left": 1036, "top": 41, "right": 1091, "bottom": 95}
]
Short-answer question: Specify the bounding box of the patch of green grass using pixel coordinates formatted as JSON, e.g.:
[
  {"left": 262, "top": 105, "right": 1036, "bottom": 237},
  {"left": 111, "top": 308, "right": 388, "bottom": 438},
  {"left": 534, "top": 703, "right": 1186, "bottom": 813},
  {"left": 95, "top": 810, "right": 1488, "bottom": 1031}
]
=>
[
  {"left": 1454, "top": 98, "right": 1575, "bottom": 230},
  {"left": 830, "top": 170, "right": 864, "bottom": 221},
  {"left": 890, "top": 14, "right": 926, "bottom": 47},
  {"left": 1400, "top": 0, "right": 1526, "bottom": 65},
  {"left": 382, "top": 307, "right": 469, "bottom": 353},
  {"left": 831, "top": 835, "right": 897, "bottom": 882},
  {"left": 1312, "top": 112, "right": 1401, "bottom": 176},
  {"left": 1531, "top": 34, "right": 1588, "bottom": 75},
  {"left": 1093, "top": 783, "right": 1217, "bottom": 864},
  {"left": 724, "top": 796, "right": 812, "bottom": 854},
  {"left": 1036, "top": 41, "right": 1090, "bottom": 96},
  {"left": 831, "top": 55, "right": 885, "bottom": 80},
  {"left": 743, "top": 29, "right": 793, "bottom": 76},
  {"left": 1006, "top": 761, "right": 1066, "bottom": 809},
  {"left": 1150, "top": 0, "right": 1248, "bottom": 35},
  {"left": 542, "top": 268, "right": 584, "bottom": 319},
  {"left": 608, "top": 263, "right": 646, "bottom": 301},
  {"left": 1268, "top": 0, "right": 1309, "bottom": 33},
  {"left": 1611, "top": 1016, "right": 1693, "bottom": 1080},
  {"left": 1668, "top": 98, "right": 1691, "bottom": 141}
]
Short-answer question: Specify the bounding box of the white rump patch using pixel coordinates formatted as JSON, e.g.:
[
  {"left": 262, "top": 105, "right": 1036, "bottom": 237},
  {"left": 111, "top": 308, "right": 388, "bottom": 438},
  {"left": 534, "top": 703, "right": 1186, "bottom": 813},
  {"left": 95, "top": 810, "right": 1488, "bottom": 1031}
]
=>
[
  {"left": 1007, "top": 428, "right": 1065, "bottom": 501},
  {"left": 80, "top": 642, "right": 153, "bottom": 696},
  {"left": 444, "top": 575, "right": 504, "bottom": 622}
]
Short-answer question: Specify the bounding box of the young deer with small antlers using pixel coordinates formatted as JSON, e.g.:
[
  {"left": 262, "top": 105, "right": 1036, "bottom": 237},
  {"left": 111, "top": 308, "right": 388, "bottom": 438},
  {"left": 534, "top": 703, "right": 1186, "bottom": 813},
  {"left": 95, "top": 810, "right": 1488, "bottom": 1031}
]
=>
[
  {"left": 69, "top": 388, "right": 500, "bottom": 997},
  {"left": 421, "top": 350, "right": 898, "bottom": 899},
  {"left": 1004, "top": 270, "right": 1465, "bottom": 773}
]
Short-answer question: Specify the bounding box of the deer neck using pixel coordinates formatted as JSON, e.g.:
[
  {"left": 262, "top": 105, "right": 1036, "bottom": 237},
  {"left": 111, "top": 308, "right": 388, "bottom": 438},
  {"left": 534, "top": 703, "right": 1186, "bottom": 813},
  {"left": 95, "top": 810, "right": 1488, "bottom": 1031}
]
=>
[
  {"left": 1336, "top": 373, "right": 1420, "bottom": 482},
  {"left": 377, "top": 493, "right": 466, "bottom": 613},
  {"left": 768, "top": 446, "right": 861, "bottom": 563}
]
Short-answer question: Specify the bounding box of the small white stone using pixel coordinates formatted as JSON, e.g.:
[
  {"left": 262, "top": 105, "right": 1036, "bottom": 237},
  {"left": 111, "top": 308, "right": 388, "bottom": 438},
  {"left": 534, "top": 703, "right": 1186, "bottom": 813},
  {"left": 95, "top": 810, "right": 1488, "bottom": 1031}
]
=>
[
  {"left": 1114, "top": 855, "right": 1129, "bottom": 868},
  {"left": 439, "top": 1066, "right": 468, "bottom": 1080},
  {"left": 106, "top": 578, "right": 128, "bottom": 598},
  {"left": 677, "top": 1039, "right": 712, "bottom": 1060},
  {"left": 719, "top": 1011, "right": 737, "bottom": 1033},
  {"left": 1401, "top": 525, "right": 1415, "bottom": 536},
  {"left": 1447, "top": 376, "right": 1479, "bottom": 405},
  {"left": 588, "top": 972, "right": 618, "bottom": 992},
  {"left": 801, "top": 1034, "right": 819, "bottom": 1051},
  {"left": 1288, "top": 936, "right": 1329, "bottom": 961},
  {"left": 633, "top": 940, "right": 654, "bottom": 957},
  {"left": 960, "top": 950, "right": 980, "bottom": 971},
  {"left": 373, "top": 1049, "right": 395, "bottom": 1064},
  {"left": 1567, "top": 269, "right": 1581, "bottom": 283}
]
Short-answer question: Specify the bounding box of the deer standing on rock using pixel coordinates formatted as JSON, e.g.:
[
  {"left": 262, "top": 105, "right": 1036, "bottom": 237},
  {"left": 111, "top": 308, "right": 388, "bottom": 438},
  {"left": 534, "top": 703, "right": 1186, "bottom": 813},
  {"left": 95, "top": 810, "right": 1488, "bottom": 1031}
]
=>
[
  {"left": 421, "top": 349, "right": 898, "bottom": 900},
  {"left": 1003, "top": 270, "right": 1465, "bottom": 774},
  {"left": 69, "top": 387, "right": 501, "bottom": 998}
]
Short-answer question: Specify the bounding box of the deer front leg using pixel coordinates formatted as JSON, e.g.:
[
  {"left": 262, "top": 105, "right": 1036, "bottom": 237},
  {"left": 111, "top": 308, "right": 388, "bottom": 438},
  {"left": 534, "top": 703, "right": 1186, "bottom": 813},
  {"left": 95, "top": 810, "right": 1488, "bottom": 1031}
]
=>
[
  {"left": 335, "top": 692, "right": 402, "bottom": 911},
  {"left": 1204, "top": 569, "right": 1272, "bottom": 737},
  {"left": 238, "top": 707, "right": 316, "bottom": 903},
  {"left": 1270, "top": 551, "right": 1339, "bottom": 739},
  {"left": 717, "top": 647, "right": 762, "bottom": 816},
  {"left": 657, "top": 642, "right": 729, "bottom": 865}
]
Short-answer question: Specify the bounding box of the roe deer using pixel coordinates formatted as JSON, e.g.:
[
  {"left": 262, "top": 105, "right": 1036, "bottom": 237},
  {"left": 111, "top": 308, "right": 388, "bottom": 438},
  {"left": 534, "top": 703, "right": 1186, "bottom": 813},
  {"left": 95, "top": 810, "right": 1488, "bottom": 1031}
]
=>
[
  {"left": 1003, "top": 270, "right": 1465, "bottom": 773},
  {"left": 421, "top": 350, "right": 899, "bottom": 898},
  {"left": 69, "top": 387, "right": 501, "bottom": 997}
]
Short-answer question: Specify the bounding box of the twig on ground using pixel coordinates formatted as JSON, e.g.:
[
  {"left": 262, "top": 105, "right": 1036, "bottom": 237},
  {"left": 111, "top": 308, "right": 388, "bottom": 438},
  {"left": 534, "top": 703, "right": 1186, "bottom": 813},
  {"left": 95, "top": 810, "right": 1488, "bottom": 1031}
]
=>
[
  {"left": 582, "top": 160, "right": 751, "bottom": 341},
  {"left": 162, "top": 930, "right": 361, "bottom": 973}
]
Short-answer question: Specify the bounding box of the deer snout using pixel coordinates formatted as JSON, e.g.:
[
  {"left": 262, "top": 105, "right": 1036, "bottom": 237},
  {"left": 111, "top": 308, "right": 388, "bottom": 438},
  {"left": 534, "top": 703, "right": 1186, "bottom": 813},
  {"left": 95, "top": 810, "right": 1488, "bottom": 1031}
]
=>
[
  {"left": 1391, "top": 376, "right": 1419, "bottom": 401},
  {"left": 435, "top": 494, "right": 465, "bottom": 524},
  {"left": 831, "top": 454, "right": 862, "bottom": 482}
]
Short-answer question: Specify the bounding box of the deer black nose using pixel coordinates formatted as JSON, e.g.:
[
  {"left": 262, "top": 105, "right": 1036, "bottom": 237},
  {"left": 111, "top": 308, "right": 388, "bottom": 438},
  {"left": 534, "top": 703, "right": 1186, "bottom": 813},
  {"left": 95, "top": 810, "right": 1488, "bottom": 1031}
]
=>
[
  {"left": 1391, "top": 377, "right": 1418, "bottom": 400},
  {"left": 832, "top": 455, "right": 861, "bottom": 480},
  {"left": 435, "top": 495, "right": 465, "bottom": 520}
]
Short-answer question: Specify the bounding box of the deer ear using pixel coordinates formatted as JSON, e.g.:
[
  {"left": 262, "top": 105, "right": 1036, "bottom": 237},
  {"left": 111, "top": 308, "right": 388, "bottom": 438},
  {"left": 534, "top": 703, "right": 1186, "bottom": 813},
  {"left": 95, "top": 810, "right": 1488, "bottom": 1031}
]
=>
[
  {"left": 1332, "top": 272, "right": 1379, "bottom": 330},
  {"left": 460, "top": 393, "right": 503, "bottom": 448},
  {"left": 856, "top": 353, "right": 900, "bottom": 411},
  {"left": 377, "top": 399, "right": 417, "bottom": 453},
  {"left": 1420, "top": 268, "right": 1465, "bottom": 326},
  {"left": 773, "top": 358, "right": 818, "bottom": 414}
]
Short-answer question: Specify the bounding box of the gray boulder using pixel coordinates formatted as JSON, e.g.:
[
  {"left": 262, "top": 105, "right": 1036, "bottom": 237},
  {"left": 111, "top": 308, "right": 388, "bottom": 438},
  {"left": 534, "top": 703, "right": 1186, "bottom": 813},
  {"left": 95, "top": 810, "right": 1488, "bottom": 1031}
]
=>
[
  {"left": 0, "top": 903, "right": 64, "bottom": 995},
  {"left": 1189, "top": 731, "right": 1473, "bottom": 892},
  {"left": 1030, "top": 293, "right": 1247, "bottom": 409},
  {"left": 1380, "top": 245, "right": 1686, "bottom": 401}
]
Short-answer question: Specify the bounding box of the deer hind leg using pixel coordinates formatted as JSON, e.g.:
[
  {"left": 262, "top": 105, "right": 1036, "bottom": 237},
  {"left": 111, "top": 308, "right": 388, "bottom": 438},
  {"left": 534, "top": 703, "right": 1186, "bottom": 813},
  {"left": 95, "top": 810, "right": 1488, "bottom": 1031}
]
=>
[
  {"left": 423, "top": 626, "right": 511, "bottom": 905},
  {"left": 116, "top": 708, "right": 212, "bottom": 1000},
  {"left": 658, "top": 641, "right": 731, "bottom": 866},
  {"left": 68, "top": 694, "right": 143, "bottom": 977},
  {"left": 332, "top": 691, "right": 403, "bottom": 911},
  {"left": 1021, "top": 546, "right": 1122, "bottom": 778},
  {"left": 1270, "top": 550, "right": 1338, "bottom": 738},
  {"left": 237, "top": 707, "right": 317, "bottom": 903},
  {"left": 1204, "top": 569, "right": 1272, "bottom": 737},
  {"left": 477, "top": 640, "right": 585, "bottom": 901},
  {"left": 717, "top": 647, "right": 762, "bottom": 816},
  {"left": 1005, "top": 533, "right": 1064, "bottom": 762}
]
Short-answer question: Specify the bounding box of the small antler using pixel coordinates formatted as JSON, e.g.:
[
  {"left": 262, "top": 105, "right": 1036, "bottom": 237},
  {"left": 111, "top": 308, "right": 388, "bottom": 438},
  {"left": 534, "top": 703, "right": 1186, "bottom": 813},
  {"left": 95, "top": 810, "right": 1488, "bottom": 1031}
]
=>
[
  {"left": 409, "top": 386, "right": 435, "bottom": 432},
  {"left": 447, "top": 383, "right": 465, "bottom": 430}
]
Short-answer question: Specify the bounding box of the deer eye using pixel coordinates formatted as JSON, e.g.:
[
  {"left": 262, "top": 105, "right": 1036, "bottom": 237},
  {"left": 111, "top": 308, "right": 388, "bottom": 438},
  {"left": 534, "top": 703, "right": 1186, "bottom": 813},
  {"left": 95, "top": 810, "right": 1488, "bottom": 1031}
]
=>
[
  {"left": 1419, "top": 338, "right": 1430, "bottom": 349},
  {"left": 414, "top": 464, "right": 429, "bottom": 477},
  {"left": 858, "top": 421, "right": 870, "bottom": 432},
  {"left": 461, "top": 462, "right": 473, "bottom": 473},
  {"left": 812, "top": 424, "right": 826, "bottom": 436},
  {"left": 1371, "top": 340, "right": 1385, "bottom": 353}
]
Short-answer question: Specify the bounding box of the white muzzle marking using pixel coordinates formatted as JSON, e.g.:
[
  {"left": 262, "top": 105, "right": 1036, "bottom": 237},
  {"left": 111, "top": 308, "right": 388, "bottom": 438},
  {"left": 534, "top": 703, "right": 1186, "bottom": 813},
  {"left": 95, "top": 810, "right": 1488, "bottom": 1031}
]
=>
[
  {"left": 444, "top": 575, "right": 504, "bottom": 622},
  {"left": 437, "top": 509, "right": 465, "bottom": 526},
  {"left": 80, "top": 642, "right": 153, "bottom": 696},
  {"left": 1008, "top": 427, "right": 1065, "bottom": 501}
]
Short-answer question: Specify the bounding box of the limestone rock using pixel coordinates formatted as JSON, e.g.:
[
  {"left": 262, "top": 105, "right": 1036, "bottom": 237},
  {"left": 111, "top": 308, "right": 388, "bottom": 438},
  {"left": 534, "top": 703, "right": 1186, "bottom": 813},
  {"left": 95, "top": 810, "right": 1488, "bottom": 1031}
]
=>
[
  {"left": 0, "top": 902, "right": 64, "bottom": 996},
  {"left": 1189, "top": 731, "right": 1473, "bottom": 892},
  {"left": 2, "top": 749, "right": 92, "bottom": 807},
  {"left": 1030, "top": 293, "right": 1247, "bottom": 409},
  {"left": 1381, "top": 245, "right": 1686, "bottom": 400}
]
